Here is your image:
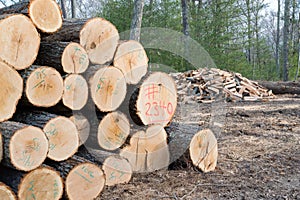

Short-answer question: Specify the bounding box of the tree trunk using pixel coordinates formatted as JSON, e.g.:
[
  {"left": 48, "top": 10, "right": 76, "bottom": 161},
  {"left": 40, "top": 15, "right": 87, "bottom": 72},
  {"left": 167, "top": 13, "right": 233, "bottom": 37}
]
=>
[
  {"left": 257, "top": 81, "right": 300, "bottom": 94},
  {"left": 102, "top": 155, "right": 132, "bottom": 186},
  {"left": 0, "top": 14, "right": 40, "bottom": 70},
  {"left": 0, "top": 61, "right": 23, "bottom": 122},
  {"left": 0, "top": 182, "right": 16, "bottom": 200},
  {"left": 130, "top": 0, "right": 145, "bottom": 41},
  {"left": 120, "top": 125, "right": 169, "bottom": 172},
  {"left": 62, "top": 74, "right": 89, "bottom": 110},
  {"left": 80, "top": 18, "right": 119, "bottom": 65},
  {"left": 71, "top": 0, "right": 76, "bottom": 18},
  {"left": 42, "top": 18, "right": 88, "bottom": 42},
  {"left": 34, "top": 42, "right": 68, "bottom": 73},
  {"left": 18, "top": 167, "right": 64, "bottom": 200},
  {"left": 90, "top": 66, "right": 127, "bottom": 112},
  {"left": 276, "top": 0, "right": 281, "bottom": 78},
  {"left": 97, "top": 111, "right": 130, "bottom": 151},
  {"left": 0, "top": 121, "right": 48, "bottom": 171},
  {"left": 24, "top": 66, "right": 64, "bottom": 107},
  {"left": 282, "top": 0, "right": 290, "bottom": 81},
  {"left": 113, "top": 40, "right": 148, "bottom": 84},
  {"left": 189, "top": 129, "right": 218, "bottom": 172},
  {"left": 129, "top": 72, "right": 177, "bottom": 127},
  {"left": 181, "top": 0, "right": 189, "bottom": 37},
  {"left": 60, "top": 0, "right": 67, "bottom": 18}
]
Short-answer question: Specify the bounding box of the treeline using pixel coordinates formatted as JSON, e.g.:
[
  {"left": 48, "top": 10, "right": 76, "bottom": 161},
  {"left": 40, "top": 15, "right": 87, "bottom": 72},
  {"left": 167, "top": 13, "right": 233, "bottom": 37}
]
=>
[{"left": 96, "top": 0, "right": 299, "bottom": 81}]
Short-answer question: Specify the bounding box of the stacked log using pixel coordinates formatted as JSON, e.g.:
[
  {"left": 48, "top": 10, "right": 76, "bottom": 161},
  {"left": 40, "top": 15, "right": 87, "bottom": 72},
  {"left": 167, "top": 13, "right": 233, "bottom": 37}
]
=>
[{"left": 0, "top": 0, "right": 223, "bottom": 198}]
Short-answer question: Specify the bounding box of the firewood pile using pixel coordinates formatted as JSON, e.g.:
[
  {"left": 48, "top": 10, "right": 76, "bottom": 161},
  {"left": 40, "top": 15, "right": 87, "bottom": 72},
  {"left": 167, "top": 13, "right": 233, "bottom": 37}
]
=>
[
  {"left": 172, "top": 68, "right": 275, "bottom": 103},
  {"left": 0, "top": 1, "right": 217, "bottom": 199}
]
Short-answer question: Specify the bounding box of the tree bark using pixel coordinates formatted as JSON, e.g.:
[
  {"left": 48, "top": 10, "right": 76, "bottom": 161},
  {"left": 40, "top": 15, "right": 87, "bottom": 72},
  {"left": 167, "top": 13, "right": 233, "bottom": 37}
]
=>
[
  {"left": 0, "top": 1, "right": 29, "bottom": 15},
  {"left": 60, "top": 0, "right": 67, "bottom": 18},
  {"left": 42, "top": 18, "right": 88, "bottom": 42},
  {"left": 276, "top": 0, "right": 281, "bottom": 78},
  {"left": 71, "top": 0, "right": 76, "bottom": 18},
  {"left": 130, "top": 0, "right": 145, "bottom": 41},
  {"left": 257, "top": 81, "right": 300, "bottom": 94},
  {"left": 282, "top": 0, "right": 290, "bottom": 81}
]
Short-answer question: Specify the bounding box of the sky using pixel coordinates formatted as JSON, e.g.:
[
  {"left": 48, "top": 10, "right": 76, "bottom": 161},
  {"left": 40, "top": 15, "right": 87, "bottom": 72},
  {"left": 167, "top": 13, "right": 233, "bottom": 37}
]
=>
[{"left": 265, "top": 0, "right": 278, "bottom": 12}]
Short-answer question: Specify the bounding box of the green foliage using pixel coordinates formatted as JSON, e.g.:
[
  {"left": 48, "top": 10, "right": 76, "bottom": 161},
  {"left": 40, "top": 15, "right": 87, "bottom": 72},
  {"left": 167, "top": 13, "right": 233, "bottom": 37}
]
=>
[{"left": 96, "top": 0, "right": 298, "bottom": 81}]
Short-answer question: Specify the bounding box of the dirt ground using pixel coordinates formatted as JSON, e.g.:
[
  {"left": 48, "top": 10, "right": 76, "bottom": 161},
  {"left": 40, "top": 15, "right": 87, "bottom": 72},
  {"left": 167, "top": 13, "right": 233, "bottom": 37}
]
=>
[{"left": 99, "top": 94, "right": 300, "bottom": 200}]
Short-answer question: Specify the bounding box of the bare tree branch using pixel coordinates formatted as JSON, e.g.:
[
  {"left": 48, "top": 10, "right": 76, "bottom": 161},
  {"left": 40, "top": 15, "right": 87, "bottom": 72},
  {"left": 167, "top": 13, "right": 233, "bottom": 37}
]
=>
[{"left": 0, "top": 0, "right": 7, "bottom": 7}]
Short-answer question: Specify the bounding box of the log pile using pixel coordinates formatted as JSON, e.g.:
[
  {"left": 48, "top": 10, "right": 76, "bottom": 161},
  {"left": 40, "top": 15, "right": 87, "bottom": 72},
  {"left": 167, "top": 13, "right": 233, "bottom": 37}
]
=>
[
  {"left": 0, "top": 0, "right": 218, "bottom": 198},
  {"left": 172, "top": 68, "right": 275, "bottom": 103}
]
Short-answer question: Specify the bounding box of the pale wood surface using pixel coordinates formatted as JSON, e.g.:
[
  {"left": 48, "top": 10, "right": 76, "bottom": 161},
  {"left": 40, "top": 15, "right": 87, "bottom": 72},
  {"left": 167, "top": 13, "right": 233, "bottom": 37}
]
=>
[
  {"left": 97, "top": 111, "right": 130, "bottom": 151},
  {"left": 0, "top": 182, "right": 16, "bottom": 200},
  {"left": 0, "top": 61, "right": 23, "bottom": 122},
  {"left": 18, "top": 167, "right": 63, "bottom": 200},
  {"left": 61, "top": 42, "right": 89, "bottom": 73},
  {"left": 10, "top": 126, "right": 48, "bottom": 171},
  {"left": 29, "top": 0, "right": 62, "bottom": 33},
  {"left": 0, "top": 14, "right": 40, "bottom": 70},
  {"left": 62, "top": 74, "right": 88, "bottom": 110},
  {"left": 90, "top": 66, "right": 127, "bottom": 112},
  {"left": 114, "top": 40, "right": 148, "bottom": 84},
  {"left": 102, "top": 156, "right": 132, "bottom": 186},
  {"left": 133, "top": 72, "right": 177, "bottom": 127},
  {"left": 189, "top": 129, "right": 218, "bottom": 172},
  {"left": 43, "top": 116, "right": 79, "bottom": 161},
  {"left": 25, "top": 66, "right": 64, "bottom": 107},
  {"left": 65, "top": 163, "right": 105, "bottom": 200},
  {"left": 80, "top": 18, "right": 119, "bottom": 64}
]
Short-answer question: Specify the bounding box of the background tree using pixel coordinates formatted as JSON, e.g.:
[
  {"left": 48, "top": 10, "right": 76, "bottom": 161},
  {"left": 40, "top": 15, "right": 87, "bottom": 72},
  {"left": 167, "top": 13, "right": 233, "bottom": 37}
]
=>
[{"left": 130, "top": 0, "right": 145, "bottom": 41}]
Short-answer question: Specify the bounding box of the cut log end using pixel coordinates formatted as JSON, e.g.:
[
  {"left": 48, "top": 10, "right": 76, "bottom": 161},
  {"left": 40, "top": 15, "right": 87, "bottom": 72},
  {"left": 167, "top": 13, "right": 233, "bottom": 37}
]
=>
[
  {"left": 0, "top": 62, "right": 23, "bottom": 122},
  {"left": 90, "top": 66, "right": 127, "bottom": 112},
  {"left": 29, "top": 0, "right": 63, "bottom": 33},
  {"left": 120, "top": 125, "right": 169, "bottom": 172},
  {"left": 0, "top": 14, "right": 40, "bottom": 70},
  {"left": 0, "top": 182, "right": 16, "bottom": 200},
  {"left": 132, "top": 72, "right": 177, "bottom": 127},
  {"left": 80, "top": 18, "right": 119, "bottom": 64},
  {"left": 62, "top": 74, "right": 88, "bottom": 110},
  {"left": 97, "top": 111, "right": 130, "bottom": 151},
  {"left": 18, "top": 167, "right": 63, "bottom": 200},
  {"left": 43, "top": 116, "right": 79, "bottom": 161},
  {"left": 61, "top": 42, "right": 89, "bottom": 73},
  {"left": 189, "top": 129, "right": 218, "bottom": 172},
  {"left": 25, "top": 66, "right": 64, "bottom": 107},
  {"left": 114, "top": 40, "right": 148, "bottom": 84},
  {"left": 10, "top": 126, "right": 48, "bottom": 171},
  {"left": 69, "top": 114, "right": 90, "bottom": 146},
  {"left": 102, "top": 156, "right": 132, "bottom": 186},
  {"left": 65, "top": 163, "right": 105, "bottom": 200}
]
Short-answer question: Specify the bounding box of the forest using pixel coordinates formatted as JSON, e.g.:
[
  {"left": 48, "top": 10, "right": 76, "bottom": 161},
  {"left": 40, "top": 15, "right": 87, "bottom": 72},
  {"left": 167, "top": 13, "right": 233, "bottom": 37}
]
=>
[{"left": 0, "top": 0, "right": 297, "bottom": 81}]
